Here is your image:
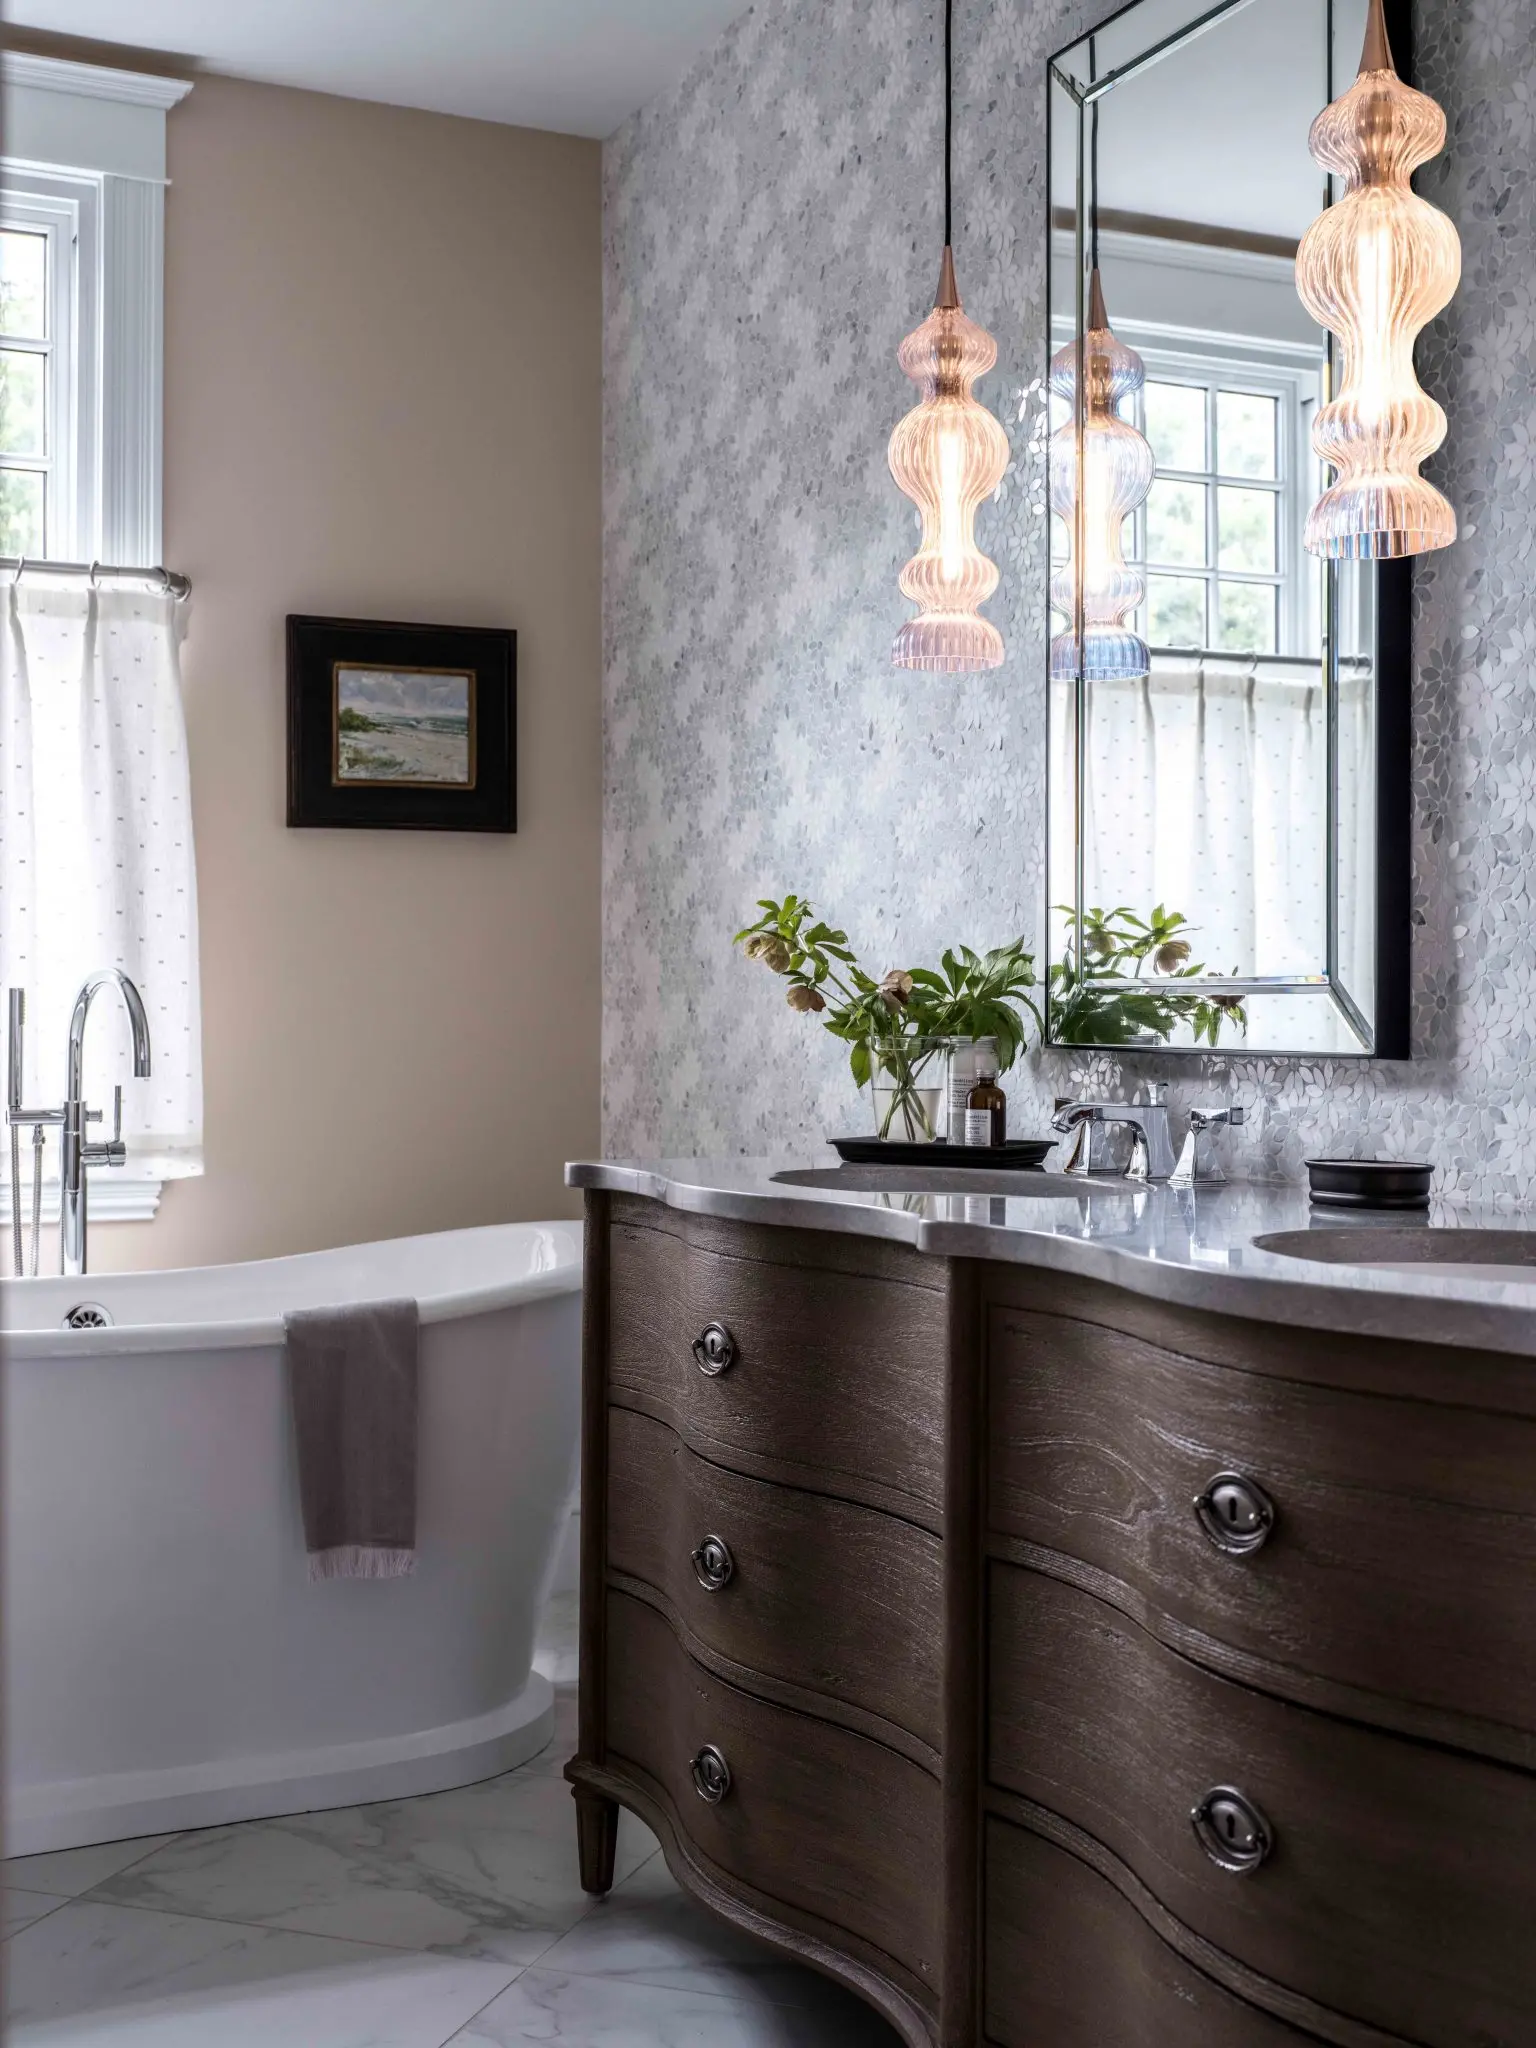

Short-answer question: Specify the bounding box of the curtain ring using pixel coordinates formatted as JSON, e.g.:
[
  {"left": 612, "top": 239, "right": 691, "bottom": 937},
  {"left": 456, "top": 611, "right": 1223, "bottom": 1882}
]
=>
[
  {"left": 158, "top": 567, "right": 172, "bottom": 596},
  {"left": 10, "top": 556, "right": 24, "bottom": 587},
  {"left": 88, "top": 560, "right": 102, "bottom": 589}
]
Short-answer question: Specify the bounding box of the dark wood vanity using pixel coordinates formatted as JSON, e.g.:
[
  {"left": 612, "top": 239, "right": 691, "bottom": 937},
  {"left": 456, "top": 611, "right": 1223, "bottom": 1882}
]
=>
[{"left": 566, "top": 1190, "right": 1536, "bottom": 2047}]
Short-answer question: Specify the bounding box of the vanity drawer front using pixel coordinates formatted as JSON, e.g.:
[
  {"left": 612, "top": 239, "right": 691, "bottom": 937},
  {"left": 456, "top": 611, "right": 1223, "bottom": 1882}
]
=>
[
  {"left": 987, "top": 1301, "right": 1536, "bottom": 1748},
  {"left": 606, "top": 1406, "right": 943, "bottom": 1751},
  {"left": 608, "top": 1213, "right": 947, "bottom": 1522},
  {"left": 989, "top": 1565, "right": 1536, "bottom": 2048},
  {"left": 605, "top": 1587, "right": 941, "bottom": 2000},
  {"left": 984, "top": 1819, "right": 1318, "bottom": 2048}
]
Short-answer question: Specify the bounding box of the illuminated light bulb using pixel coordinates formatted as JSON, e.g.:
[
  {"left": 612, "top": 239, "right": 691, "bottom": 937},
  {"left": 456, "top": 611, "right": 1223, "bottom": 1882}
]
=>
[
  {"left": 1048, "top": 269, "right": 1155, "bottom": 683},
  {"left": 889, "top": 246, "right": 1011, "bottom": 672},
  {"left": 1296, "top": 0, "right": 1461, "bottom": 559}
]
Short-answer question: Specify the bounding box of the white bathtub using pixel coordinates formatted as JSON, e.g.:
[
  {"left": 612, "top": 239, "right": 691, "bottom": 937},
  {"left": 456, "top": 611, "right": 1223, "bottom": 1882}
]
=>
[{"left": 1, "top": 1221, "right": 582, "bottom": 1854}]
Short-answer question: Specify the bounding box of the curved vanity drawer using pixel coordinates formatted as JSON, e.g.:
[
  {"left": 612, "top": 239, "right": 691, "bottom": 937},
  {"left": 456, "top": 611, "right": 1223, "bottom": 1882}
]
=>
[
  {"left": 984, "top": 1818, "right": 1319, "bottom": 2048},
  {"left": 989, "top": 1565, "right": 1536, "bottom": 2048},
  {"left": 606, "top": 1406, "right": 942, "bottom": 1753},
  {"left": 605, "top": 1587, "right": 941, "bottom": 2008},
  {"left": 608, "top": 1207, "right": 948, "bottom": 1525},
  {"left": 987, "top": 1298, "right": 1536, "bottom": 1757}
]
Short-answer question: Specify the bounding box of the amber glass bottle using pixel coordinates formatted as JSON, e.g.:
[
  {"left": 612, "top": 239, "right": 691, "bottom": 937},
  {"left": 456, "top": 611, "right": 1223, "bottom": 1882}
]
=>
[{"left": 963, "top": 1037, "right": 1006, "bottom": 1147}]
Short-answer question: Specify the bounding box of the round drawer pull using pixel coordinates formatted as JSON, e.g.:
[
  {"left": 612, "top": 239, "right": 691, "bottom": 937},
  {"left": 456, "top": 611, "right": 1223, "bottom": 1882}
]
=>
[
  {"left": 1191, "top": 1786, "right": 1274, "bottom": 1874},
  {"left": 691, "top": 1534, "right": 735, "bottom": 1591},
  {"left": 1194, "top": 1472, "right": 1276, "bottom": 1555},
  {"left": 690, "top": 1744, "right": 732, "bottom": 1804},
  {"left": 691, "top": 1322, "right": 736, "bottom": 1376}
]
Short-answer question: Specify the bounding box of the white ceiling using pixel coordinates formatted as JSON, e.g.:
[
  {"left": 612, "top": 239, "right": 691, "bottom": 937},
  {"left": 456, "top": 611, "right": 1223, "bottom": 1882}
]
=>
[{"left": 2, "top": 0, "right": 749, "bottom": 137}]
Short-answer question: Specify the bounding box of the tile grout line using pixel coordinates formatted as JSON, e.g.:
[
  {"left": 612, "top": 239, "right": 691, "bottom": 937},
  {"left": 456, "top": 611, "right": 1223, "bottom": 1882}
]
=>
[
  {"left": 46, "top": 1889, "right": 583, "bottom": 1966},
  {"left": 1, "top": 1895, "right": 75, "bottom": 1945},
  {"left": 3, "top": 1833, "right": 192, "bottom": 1901}
]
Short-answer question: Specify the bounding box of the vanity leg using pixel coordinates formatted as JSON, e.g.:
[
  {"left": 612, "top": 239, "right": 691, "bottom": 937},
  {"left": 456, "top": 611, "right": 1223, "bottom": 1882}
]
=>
[{"left": 574, "top": 1788, "right": 619, "bottom": 1895}]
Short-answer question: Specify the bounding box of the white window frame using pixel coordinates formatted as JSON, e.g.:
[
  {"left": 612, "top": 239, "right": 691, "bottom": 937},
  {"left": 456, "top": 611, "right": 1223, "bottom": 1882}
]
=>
[
  {"left": 1119, "top": 328, "right": 1325, "bottom": 660},
  {"left": 1, "top": 52, "right": 191, "bottom": 566},
  {"left": 1, "top": 178, "right": 96, "bottom": 560}
]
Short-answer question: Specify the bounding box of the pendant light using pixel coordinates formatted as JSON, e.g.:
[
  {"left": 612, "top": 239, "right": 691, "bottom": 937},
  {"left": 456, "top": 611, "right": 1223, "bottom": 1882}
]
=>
[
  {"left": 888, "top": 0, "right": 1010, "bottom": 672},
  {"left": 1296, "top": 0, "right": 1461, "bottom": 559},
  {"left": 1047, "top": 57, "right": 1155, "bottom": 685}
]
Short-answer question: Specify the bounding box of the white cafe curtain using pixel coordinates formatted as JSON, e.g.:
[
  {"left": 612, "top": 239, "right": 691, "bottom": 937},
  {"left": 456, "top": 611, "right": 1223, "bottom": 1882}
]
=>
[
  {"left": 1049, "top": 652, "right": 1373, "bottom": 999},
  {"left": 0, "top": 579, "right": 202, "bottom": 1180}
]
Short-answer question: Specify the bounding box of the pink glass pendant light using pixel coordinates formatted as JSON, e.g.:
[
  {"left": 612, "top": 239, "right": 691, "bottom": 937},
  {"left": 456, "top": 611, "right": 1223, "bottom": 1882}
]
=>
[
  {"left": 1048, "top": 269, "right": 1156, "bottom": 682},
  {"left": 1296, "top": 0, "right": 1461, "bottom": 559},
  {"left": 888, "top": 0, "right": 1010, "bottom": 672}
]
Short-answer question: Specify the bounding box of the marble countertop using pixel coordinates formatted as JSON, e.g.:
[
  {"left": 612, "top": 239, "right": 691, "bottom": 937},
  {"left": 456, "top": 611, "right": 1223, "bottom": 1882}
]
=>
[{"left": 567, "top": 1155, "right": 1536, "bottom": 1357}]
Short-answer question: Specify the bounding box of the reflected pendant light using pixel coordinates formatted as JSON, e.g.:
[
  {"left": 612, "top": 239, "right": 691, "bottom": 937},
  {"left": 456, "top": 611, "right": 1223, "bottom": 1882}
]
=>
[
  {"left": 1047, "top": 268, "right": 1156, "bottom": 683},
  {"left": 888, "top": 0, "right": 1010, "bottom": 672},
  {"left": 1296, "top": 0, "right": 1461, "bottom": 559}
]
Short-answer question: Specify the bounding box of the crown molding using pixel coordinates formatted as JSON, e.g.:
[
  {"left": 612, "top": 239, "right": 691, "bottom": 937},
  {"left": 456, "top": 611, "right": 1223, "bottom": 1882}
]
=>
[{"left": 1, "top": 51, "right": 193, "bottom": 111}]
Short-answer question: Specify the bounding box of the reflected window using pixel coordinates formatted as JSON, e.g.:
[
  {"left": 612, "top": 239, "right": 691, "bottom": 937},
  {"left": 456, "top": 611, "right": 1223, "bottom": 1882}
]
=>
[{"left": 1120, "top": 358, "right": 1319, "bottom": 657}]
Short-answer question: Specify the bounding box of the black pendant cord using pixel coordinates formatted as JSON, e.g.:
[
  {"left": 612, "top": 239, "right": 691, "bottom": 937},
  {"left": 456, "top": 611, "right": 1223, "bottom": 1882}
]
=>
[
  {"left": 944, "top": 0, "right": 954, "bottom": 247},
  {"left": 1089, "top": 35, "right": 1100, "bottom": 272}
]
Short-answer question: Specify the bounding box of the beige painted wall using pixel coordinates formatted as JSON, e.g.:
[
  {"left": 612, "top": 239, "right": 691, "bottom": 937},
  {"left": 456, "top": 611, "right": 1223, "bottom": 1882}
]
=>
[{"left": 91, "top": 72, "right": 601, "bottom": 1269}]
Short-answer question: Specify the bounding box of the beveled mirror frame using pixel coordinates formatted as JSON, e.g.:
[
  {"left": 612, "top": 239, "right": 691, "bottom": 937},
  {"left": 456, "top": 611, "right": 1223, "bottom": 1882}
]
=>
[{"left": 1044, "top": 0, "right": 1412, "bottom": 1059}]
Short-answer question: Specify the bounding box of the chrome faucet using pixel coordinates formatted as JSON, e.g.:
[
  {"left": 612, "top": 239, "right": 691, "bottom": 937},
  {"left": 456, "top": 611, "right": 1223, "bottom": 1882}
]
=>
[
  {"left": 1170, "top": 1105, "right": 1246, "bottom": 1188},
  {"left": 6, "top": 971, "right": 152, "bottom": 1277},
  {"left": 1052, "top": 1093, "right": 1177, "bottom": 1181}
]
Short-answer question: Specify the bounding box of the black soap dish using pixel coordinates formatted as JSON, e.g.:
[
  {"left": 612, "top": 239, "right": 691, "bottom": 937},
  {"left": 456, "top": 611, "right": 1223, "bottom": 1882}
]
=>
[
  {"left": 830, "top": 1137, "right": 1056, "bottom": 1169},
  {"left": 1305, "top": 1158, "right": 1433, "bottom": 1210}
]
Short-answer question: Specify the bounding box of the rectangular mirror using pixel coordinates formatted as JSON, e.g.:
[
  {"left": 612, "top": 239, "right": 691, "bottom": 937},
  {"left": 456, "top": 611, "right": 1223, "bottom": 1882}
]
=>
[{"left": 1045, "top": 0, "right": 1410, "bottom": 1057}]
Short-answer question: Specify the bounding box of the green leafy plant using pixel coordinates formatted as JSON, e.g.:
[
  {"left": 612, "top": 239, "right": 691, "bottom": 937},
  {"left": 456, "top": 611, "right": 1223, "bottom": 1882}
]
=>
[
  {"left": 1049, "top": 903, "right": 1247, "bottom": 1048},
  {"left": 734, "top": 897, "right": 1044, "bottom": 1139}
]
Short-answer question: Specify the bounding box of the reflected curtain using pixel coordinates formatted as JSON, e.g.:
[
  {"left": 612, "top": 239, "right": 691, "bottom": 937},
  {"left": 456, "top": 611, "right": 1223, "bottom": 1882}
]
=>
[
  {"left": 0, "top": 583, "right": 201, "bottom": 1179},
  {"left": 1049, "top": 652, "right": 1372, "bottom": 994}
]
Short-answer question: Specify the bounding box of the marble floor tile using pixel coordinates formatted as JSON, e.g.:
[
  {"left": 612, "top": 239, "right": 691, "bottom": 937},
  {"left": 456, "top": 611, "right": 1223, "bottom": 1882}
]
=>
[
  {"left": 2, "top": 1890, "right": 71, "bottom": 1941},
  {"left": 5, "top": 1897, "right": 520, "bottom": 2047},
  {"left": 3, "top": 1834, "right": 180, "bottom": 1899},
  {"left": 535, "top": 1852, "right": 888, "bottom": 2016},
  {"left": 90, "top": 1768, "right": 657, "bottom": 1966},
  {"left": 446, "top": 1966, "right": 903, "bottom": 2045}
]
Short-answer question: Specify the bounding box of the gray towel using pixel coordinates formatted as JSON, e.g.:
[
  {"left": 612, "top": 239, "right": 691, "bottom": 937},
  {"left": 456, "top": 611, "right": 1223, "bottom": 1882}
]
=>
[{"left": 285, "top": 1298, "right": 419, "bottom": 1581}]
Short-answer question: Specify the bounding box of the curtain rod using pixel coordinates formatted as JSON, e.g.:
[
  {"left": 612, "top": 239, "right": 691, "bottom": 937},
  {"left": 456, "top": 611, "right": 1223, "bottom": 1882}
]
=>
[{"left": 1, "top": 557, "right": 191, "bottom": 600}]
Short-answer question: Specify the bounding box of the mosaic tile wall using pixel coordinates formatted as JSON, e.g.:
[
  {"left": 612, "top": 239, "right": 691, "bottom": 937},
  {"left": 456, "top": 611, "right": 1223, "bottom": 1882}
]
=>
[{"left": 601, "top": 0, "right": 1536, "bottom": 1198}]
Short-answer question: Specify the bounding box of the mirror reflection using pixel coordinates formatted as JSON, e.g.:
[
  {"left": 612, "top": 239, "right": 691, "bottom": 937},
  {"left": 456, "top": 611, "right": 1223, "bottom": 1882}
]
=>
[{"left": 1046, "top": 0, "right": 1403, "bottom": 1057}]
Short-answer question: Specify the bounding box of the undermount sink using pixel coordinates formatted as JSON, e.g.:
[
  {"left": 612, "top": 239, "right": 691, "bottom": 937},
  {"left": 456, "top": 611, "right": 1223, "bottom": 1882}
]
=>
[
  {"left": 772, "top": 1165, "right": 1129, "bottom": 1198},
  {"left": 1256, "top": 1228, "right": 1536, "bottom": 1282}
]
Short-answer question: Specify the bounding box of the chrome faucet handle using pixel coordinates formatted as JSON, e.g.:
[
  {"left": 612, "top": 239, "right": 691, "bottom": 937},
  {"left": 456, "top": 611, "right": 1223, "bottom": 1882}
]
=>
[
  {"left": 82, "top": 1089, "right": 127, "bottom": 1171},
  {"left": 1171, "top": 1105, "right": 1247, "bottom": 1188}
]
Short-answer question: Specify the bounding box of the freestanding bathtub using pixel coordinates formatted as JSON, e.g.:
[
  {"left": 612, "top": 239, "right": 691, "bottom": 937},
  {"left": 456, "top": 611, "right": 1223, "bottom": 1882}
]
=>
[{"left": 1, "top": 1221, "right": 582, "bottom": 1854}]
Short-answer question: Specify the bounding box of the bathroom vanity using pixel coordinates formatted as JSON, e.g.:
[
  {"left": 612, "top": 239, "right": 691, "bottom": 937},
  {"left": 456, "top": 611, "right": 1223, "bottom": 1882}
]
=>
[{"left": 565, "top": 1161, "right": 1536, "bottom": 2048}]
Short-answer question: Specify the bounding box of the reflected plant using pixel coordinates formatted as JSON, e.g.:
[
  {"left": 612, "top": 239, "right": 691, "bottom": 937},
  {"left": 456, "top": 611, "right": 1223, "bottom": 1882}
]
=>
[{"left": 1050, "top": 902, "right": 1247, "bottom": 1047}]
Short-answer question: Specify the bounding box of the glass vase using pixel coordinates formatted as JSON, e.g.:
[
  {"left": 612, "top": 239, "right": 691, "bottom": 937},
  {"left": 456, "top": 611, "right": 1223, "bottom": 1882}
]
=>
[{"left": 864, "top": 1037, "right": 947, "bottom": 1143}]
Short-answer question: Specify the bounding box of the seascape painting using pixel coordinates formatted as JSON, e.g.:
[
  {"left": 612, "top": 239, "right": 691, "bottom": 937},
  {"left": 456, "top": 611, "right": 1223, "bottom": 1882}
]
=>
[{"left": 334, "top": 666, "right": 475, "bottom": 786}]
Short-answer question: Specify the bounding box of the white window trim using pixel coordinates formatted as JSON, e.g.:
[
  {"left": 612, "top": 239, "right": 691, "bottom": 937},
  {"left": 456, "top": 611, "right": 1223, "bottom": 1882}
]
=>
[
  {"left": 1, "top": 51, "right": 191, "bottom": 565},
  {"left": 0, "top": 1174, "right": 162, "bottom": 1229},
  {"left": 2, "top": 179, "right": 96, "bottom": 559},
  {"left": 1120, "top": 330, "right": 1324, "bottom": 660}
]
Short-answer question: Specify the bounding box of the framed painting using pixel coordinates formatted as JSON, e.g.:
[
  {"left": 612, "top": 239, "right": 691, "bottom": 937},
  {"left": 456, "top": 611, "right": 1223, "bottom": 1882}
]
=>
[{"left": 286, "top": 615, "right": 516, "bottom": 831}]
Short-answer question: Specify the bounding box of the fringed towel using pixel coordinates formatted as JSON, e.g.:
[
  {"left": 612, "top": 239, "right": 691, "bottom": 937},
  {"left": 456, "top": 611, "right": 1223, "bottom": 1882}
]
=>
[{"left": 285, "top": 1298, "right": 419, "bottom": 1581}]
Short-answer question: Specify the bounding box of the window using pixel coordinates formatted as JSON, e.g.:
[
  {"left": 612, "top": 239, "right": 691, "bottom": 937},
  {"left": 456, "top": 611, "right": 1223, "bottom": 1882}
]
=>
[
  {"left": 1048, "top": 317, "right": 1326, "bottom": 663},
  {"left": 1, "top": 52, "right": 191, "bottom": 564},
  {"left": 1126, "top": 346, "right": 1323, "bottom": 659},
  {"left": 0, "top": 57, "right": 198, "bottom": 1231}
]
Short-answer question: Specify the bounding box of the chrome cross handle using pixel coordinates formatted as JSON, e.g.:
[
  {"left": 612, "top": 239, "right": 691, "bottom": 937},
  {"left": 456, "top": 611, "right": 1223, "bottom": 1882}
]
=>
[{"left": 1171, "top": 1105, "right": 1247, "bottom": 1188}]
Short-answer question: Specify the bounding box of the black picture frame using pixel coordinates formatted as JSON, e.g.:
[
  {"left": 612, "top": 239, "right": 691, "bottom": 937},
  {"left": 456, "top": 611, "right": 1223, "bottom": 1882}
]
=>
[{"left": 286, "top": 614, "right": 516, "bottom": 832}]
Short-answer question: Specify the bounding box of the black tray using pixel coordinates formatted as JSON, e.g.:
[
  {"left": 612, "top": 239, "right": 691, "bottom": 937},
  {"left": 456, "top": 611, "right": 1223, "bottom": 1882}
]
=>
[{"left": 829, "top": 1136, "right": 1056, "bottom": 1169}]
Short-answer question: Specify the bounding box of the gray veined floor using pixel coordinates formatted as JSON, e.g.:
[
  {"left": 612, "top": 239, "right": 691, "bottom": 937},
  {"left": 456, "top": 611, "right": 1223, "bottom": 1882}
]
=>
[{"left": 1, "top": 1590, "right": 902, "bottom": 2045}]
